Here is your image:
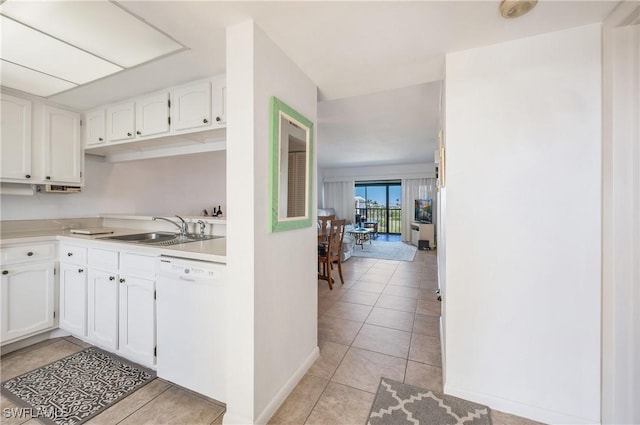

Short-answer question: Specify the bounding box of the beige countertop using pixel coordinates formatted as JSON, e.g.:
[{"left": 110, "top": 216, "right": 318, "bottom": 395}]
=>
[{"left": 0, "top": 227, "right": 226, "bottom": 264}]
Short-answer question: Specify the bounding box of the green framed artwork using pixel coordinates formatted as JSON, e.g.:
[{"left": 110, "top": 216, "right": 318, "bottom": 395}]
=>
[{"left": 269, "top": 96, "right": 314, "bottom": 232}]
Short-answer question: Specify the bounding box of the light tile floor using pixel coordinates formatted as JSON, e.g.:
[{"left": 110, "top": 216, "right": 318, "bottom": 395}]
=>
[
  {"left": 0, "top": 337, "right": 225, "bottom": 425},
  {"left": 269, "top": 249, "right": 545, "bottom": 425},
  {"left": 0, "top": 249, "right": 543, "bottom": 425}
]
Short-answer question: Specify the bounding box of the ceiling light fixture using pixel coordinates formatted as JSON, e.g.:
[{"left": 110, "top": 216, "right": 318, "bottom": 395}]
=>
[
  {"left": 500, "top": 0, "right": 538, "bottom": 19},
  {"left": 0, "top": 0, "right": 186, "bottom": 98}
]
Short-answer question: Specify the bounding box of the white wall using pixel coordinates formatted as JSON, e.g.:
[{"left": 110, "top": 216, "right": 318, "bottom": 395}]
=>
[
  {"left": 316, "top": 166, "right": 324, "bottom": 208},
  {"left": 1, "top": 155, "right": 109, "bottom": 220},
  {"left": 0, "top": 152, "right": 226, "bottom": 220},
  {"left": 444, "top": 24, "right": 601, "bottom": 424},
  {"left": 601, "top": 4, "right": 640, "bottom": 422},
  {"left": 225, "top": 20, "right": 318, "bottom": 424}
]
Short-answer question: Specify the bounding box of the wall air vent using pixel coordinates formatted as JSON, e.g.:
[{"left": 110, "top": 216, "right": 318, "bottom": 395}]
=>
[{"left": 43, "top": 185, "right": 82, "bottom": 193}]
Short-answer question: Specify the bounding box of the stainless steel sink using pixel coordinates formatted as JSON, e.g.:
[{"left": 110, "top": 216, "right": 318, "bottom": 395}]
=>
[
  {"left": 99, "top": 232, "right": 222, "bottom": 246},
  {"left": 101, "top": 232, "right": 177, "bottom": 243}
]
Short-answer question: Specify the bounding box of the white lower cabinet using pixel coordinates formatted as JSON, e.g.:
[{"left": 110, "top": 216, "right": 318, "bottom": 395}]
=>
[
  {"left": 59, "top": 262, "right": 87, "bottom": 336},
  {"left": 87, "top": 268, "right": 118, "bottom": 350},
  {"left": 1, "top": 261, "right": 55, "bottom": 343},
  {"left": 1, "top": 242, "right": 56, "bottom": 345},
  {"left": 118, "top": 275, "right": 155, "bottom": 366},
  {"left": 82, "top": 246, "right": 157, "bottom": 367}
]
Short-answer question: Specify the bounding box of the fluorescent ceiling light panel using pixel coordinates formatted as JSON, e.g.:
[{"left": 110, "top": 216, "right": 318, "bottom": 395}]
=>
[
  {"left": 1, "top": 0, "right": 184, "bottom": 68},
  {"left": 1, "top": 60, "right": 77, "bottom": 97},
  {"left": 1, "top": 16, "right": 122, "bottom": 85}
]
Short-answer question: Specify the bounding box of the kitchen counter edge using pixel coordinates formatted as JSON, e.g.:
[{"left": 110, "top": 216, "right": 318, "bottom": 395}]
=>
[{"left": 0, "top": 229, "right": 226, "bottom": 264}]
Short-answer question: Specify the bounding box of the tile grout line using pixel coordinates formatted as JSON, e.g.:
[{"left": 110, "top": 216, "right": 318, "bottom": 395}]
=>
[
  {"left": 113, "top": 383, "right": 174, "bottom": 425},
  {"left": 304, "top": 259, "right": 386, "bottom": 424},
  {"left": 308, "top": 254, "right": 440, "bottom": 423}
]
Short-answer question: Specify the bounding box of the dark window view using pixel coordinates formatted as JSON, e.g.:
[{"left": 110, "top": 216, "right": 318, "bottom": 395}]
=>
[{"left": 355, "top": 181, "right": 402, "bottom": 234}]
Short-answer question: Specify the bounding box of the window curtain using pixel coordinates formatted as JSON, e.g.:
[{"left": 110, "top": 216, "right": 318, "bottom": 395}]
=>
[
  {"left": 401, "top": 178, "right": 437, "bottom": 242},
  {"left": 323, "top": 180, "right": 355, "bottom": 223}
]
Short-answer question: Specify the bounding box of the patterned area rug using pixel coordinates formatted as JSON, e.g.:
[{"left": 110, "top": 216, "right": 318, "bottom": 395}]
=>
[
  {"left": 368, "top": 378, "right": 492, "bottom": 425},
  {"left": 352, "top": 240, "right": 417, "bottom": 262},
  {"left": 1, "top": 347, "right": 155, "bottom": 425}
]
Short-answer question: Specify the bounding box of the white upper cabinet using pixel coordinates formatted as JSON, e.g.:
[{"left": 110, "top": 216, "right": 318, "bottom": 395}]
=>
[
  {"left": 171, "top": 81, "right": 211, "bottom": 131},
  {"left": 85, "top": 109, "right": 106, "bottom": 147},
  {"left": 210, "top": 75, "right": 226, "bottom": 128},
  {"left": 1, "top": 93, "right": 32, "bottom": 181},
  {"left": 42, "top": 105, "right": 82, "bottom": 184},
  {"left": 136, "top": 92, "right": 169, "bottom": 138},
  {"left": 107, "top": 102, "right": 135, "bottom": 142},
  {"left": 83, "top": 75, "right": 226, "bottom": 161}
]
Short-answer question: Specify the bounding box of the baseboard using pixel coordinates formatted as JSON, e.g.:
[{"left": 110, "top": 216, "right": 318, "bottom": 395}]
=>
[
  {"left": 49, "top": 328, "right": 71, "bottom": 339},
  {"left": 444, "top": 384, "right": 599, "bottom": 425},
  {"left": 1, "top": 332, "right": 53, "bottom": 355},
  {"left": 253, "top": 346, "right": 320, "bottom": 425}
]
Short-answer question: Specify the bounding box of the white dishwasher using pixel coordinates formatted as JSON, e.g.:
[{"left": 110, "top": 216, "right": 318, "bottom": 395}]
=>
[{"left": 156, "top": 256, "right": 227, "bottom": 402}]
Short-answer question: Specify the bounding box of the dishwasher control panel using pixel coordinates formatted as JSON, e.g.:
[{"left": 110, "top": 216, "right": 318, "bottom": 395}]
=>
[{"left": 158, "top": 258, "right": 222, "bottom": 279}]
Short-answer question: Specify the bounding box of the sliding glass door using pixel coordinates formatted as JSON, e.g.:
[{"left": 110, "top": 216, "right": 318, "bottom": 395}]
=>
[{"left": 355, "top": 181, "right": 402, "bottom": 234}]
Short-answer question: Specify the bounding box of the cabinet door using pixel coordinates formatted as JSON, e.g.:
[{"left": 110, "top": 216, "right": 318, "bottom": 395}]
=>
[
  {"left": 43, "top": 106, "right": 82, "bottom": 184},
  {"left": 59, "top": 263, "right": 87, "bottom": 336},
  {"left": 1, "top": 261, "right": 55, "bottom": 343},
  {"left": 136, "top": 92, "right": 169, "bottom": 138},
  {"left": 170, "top": 81, "right": 211, "bottom": 131},
  {"left": 0, "top": 94, "right": 32, "bottom": 181},
  {"left": 87, "top": 269, "right": 119, "bottom": 350},
  {"left": 118, "top": 275, "right": 155, "bottom": 366},
  {"left": 85, "top": 109, "right": 106, "bottom": 147},
  {"left": 106, "top": 102, "right": 135, "bottom": 142},
  {"left": 210, "top": 76, "right": 226, "bottom": 128},
  {"left": 419, "top": 223, "right": 435, "bottom": 247}
]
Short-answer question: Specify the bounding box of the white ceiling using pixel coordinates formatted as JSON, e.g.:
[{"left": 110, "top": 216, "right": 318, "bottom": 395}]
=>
[
  {"left": 11, "top": 1, "right": 617, "bottom": 168},
  {"left": 318, "top": 81, "right": 442, "bottom": 168}
]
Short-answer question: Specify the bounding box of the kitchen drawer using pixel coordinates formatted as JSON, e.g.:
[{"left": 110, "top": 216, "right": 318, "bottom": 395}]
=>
[
  {"left": 1, "top": 243, "right": 55, "bottom": 265},
  {"left": 88, "top": 247, "right": 119, "bottom": 271},
  {"left": 59, "top": 244, "right": 87, "bottom": 265},
  {"left": 120, "top": 252, "right": 157, "bottom": 279}
]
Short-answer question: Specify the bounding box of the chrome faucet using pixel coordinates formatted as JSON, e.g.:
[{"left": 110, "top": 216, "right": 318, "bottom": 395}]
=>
[
  {"left": 152, "top": 215, "right": 188, "bottom": 236},
  {"left": 196, "top": 220, "right": 207, "bottom": 236}
]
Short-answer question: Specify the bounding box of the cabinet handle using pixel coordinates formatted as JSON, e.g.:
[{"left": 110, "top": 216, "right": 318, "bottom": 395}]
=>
[
  {"left": 119, "top": 278, "right": 125, "bottom": 283},
  {"left": 98, "top": 137, "right": 103, "bottom": 141},
  {"left": 216, "top": 116, "right": 221, "bottom": 122},
  {"left": 2, "top": 270, "right": 8, "bottom": 275},
  {"left": 67, "top": 252, "right": 73, "bottom": 256},
  {"left": 136, "top": 131, "right": 141, "bottom": 135},
  {"left": 78, "top": 268, "right": 84, "bottom": 273},
  {"left": 203, "top": 118, "right": 208, "bottom": 124},
  {"left": 25, "top": 174, "right": 31, "bottom": 179},
  {"left": 46, "top": 176, "right": 51, "bottom": 180},
  {"left": 27, "top": 252, "right": 34, "bottom": 256},
  {"left": 109, "top": 276, "right": 115, "bottom": 281},
  {"left": 127, "top": 132, "right": 132, "bottom": 137}
]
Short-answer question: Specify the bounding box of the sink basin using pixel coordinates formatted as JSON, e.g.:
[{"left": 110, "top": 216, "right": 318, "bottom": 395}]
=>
[
  {"left": 99, "top": 232, "right": 223, "bottom": 246},
  {"left": 101, "top": 232, "right": 178, "bottom": 243}
]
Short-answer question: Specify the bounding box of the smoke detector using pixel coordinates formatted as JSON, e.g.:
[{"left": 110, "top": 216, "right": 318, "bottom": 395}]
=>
[{"left": 500, "top": 0, "right": 538, "bottom": 18}]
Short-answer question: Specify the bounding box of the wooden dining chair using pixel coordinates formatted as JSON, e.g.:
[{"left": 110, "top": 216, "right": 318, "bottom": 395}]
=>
[
  {"left": 318, "top": 219, "right": 346, "bottom": 290},
  {"left": 317, "top": 215, "right": 335, "bottom": 240}
]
